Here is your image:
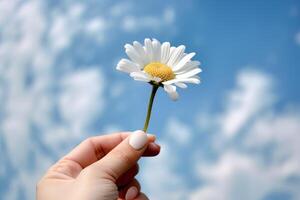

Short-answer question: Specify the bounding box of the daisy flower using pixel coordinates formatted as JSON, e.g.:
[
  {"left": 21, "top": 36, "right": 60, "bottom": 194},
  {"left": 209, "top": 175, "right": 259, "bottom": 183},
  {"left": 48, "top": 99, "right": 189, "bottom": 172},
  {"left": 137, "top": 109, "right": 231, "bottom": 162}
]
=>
[{"left": 116, "top": 38, "right": 202, "bottom": 131}]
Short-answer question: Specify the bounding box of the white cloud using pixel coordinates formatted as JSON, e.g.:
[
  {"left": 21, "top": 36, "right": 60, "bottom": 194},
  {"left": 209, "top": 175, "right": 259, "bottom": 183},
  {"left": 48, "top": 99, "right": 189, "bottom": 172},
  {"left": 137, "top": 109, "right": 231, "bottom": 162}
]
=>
[
  {"left": 191, "top": 151, "right": 275, "bottom": 200},
  {"left": 141, "top": 118, "right": 192, "bottom": 199},
  {"left": 163, "top": 7, "right": 175, "bottom": 24},
  {"left": 195, "top": 112, "right": 216, "bottom": 131},
  {"left": 49, "top": 3, "right": 85, "bottom": 50},
  {"left": 59, "top": 68, "right": 106, "bottom": 133},
  {"left": 0, "top": 1, "right": 17, "bottom": 24},
  {"left": 0, "top": 1, "right": 109, "bottom": 199},
  {"left": 164, "top": 117, "right": 192, "bottom": 146},
  {"left": 191, "top": 70, "right": 300, "bottom": 200},
  {"left": 49, "top": 15, "right": 73, "bottom": 50},
  {"left": 109, "top": 1, "right": 175, "bottom": 31},
  {"left": 101, "top": 124, "right": 122, "bottom": 133},
  {"left": 110, "top": 81, "right": 126, "bottom": 98},
  {"left": 85, "top": 17, "right": 108, "bottom": 42},
  {"left": 141, "top": 141, "right": 187, "bottom": 200},
  {"left": 244, "top": 109, "right": 300, "bottom": 176},
  {"left": 192, "top": 131, "right": 300, "bottom": 200},
  {"left": 3, "top": 151, "right": 53, "bottom": 200},
  {"left": 219, "top": 69, "right": 274, "bottom": 137},
  {"left": 295, "top": 31, "right": 300, "bottom": 46},
  {"left": 0, "top": 0, "right": 47, "bottom": 70},
  {"left": 121, "top": 7, "right": 175, "bottom": 32},
  {"left": 109, "top": 2, "right": 133, "bottom": 17}
]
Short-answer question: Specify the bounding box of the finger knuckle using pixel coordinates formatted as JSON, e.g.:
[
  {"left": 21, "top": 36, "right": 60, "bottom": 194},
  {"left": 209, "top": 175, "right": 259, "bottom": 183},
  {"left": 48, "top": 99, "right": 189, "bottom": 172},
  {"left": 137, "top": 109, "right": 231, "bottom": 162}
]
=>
[{"left": 83, "top": 137, "right": 104, "bottom": 160}]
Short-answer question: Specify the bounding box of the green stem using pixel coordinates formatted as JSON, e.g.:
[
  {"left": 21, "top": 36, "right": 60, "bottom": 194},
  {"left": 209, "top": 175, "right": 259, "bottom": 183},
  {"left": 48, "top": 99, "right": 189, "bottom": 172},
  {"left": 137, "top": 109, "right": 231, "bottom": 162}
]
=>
[{"left": 143, "top": 84, "right": 159, "bottom": 132}]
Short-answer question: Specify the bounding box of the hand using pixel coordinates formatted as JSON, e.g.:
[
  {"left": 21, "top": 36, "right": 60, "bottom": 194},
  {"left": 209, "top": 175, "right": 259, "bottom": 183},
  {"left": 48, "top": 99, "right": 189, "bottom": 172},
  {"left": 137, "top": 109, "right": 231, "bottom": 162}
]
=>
[{"left": 37, "top": 130, "right": 160, "bottom": 200}]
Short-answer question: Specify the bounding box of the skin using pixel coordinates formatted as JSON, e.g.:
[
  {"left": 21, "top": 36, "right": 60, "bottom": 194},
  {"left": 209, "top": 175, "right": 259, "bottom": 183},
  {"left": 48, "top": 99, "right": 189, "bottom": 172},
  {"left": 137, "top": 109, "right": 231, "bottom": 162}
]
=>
[{"left": 37, "top": 132, "right": 161, "bottom": 200}]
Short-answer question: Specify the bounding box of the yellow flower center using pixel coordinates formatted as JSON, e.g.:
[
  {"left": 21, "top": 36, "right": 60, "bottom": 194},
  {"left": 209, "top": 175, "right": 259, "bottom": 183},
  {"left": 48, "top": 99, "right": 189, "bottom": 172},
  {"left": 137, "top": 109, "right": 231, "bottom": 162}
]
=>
[{"left": 144, "top": 62, "right": 175, "bottom": 82}]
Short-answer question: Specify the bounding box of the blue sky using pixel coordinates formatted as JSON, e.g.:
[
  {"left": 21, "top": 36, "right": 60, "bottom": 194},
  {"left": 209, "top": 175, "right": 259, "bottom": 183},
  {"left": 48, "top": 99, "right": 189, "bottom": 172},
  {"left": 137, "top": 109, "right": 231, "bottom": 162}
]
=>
[{"left": 0, "top": 0, "right": 300, "bottom": 199}]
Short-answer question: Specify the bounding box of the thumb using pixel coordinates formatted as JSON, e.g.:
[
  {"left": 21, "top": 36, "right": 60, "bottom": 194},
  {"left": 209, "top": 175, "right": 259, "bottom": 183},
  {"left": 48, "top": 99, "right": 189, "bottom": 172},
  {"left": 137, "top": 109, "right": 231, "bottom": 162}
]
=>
[{"left": 88, "top": 130, "right": 150, "bottom": 182}]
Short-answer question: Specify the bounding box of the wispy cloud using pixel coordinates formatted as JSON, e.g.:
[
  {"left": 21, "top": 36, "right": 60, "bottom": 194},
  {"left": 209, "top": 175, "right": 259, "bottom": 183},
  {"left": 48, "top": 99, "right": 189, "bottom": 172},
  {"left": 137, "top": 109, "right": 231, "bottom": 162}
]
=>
[
  {"left": 121, "top": 7, "right": 175, "bottom": 32},
  {"left": 59, "top": 68, "right": 105, "bottom": 133},
  {"left": 190, "top": 70, "right": 300, "bottom": 200},
  {"left": 142, "top": 142, "right": 188, "bottom": 200},
  {"left": 219, "top": 69, "right": 274, "bottom": 137},
  {"left": 295, "top": 31, "right": 300, "bottom": 46},
  {"left": 0, "top": 1, "right": 108, "bottom": 199},
  {"left": 164, "top": 117, "right": 192, "bottom": 146}
]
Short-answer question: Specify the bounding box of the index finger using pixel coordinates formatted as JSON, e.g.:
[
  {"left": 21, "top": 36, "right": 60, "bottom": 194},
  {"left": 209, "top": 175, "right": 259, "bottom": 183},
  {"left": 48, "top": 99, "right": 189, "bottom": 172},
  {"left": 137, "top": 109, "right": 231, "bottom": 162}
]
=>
[{"left": 52, "top": 132, "right": 159, "bottom": 178}]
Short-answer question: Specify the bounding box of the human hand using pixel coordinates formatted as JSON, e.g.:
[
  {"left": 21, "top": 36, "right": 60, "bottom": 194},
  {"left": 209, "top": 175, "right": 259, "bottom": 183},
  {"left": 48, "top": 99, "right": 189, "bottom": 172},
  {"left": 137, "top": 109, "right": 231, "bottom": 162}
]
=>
[{"left": 37, "top": 130, "right": 160, "bottom": 200}]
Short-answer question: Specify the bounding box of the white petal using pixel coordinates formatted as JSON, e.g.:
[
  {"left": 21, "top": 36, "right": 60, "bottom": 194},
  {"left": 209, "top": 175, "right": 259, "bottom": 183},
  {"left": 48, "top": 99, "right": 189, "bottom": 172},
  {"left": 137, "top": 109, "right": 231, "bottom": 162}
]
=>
[
  {"left": 167, "top": 45, "right": 185, "bottom": 67},
  {"left": 152, "top": 39, "right": 161, "bottom": 62},
  {"left": 133, "top": 41, "right": 149, "bottom": 65},
  {"left": 184, "top": 78, "right": 201, "bottom": 84},
  {"left": 151, "top": 76, "right": 162, "bottom": 82},
  {"left": 130, "top": 71, "right": 151, "bottom": 82},
  {"left": 175, "top": 82, "right": 188, "bottom": 88},
  {"left": 190, "top": 75, "right": 200, "bottom": 80},
  {"left": 164, "top": 84, "right": 179, "bottom": 101},
  {"left": 170, "top": 46, "right": 176, "bottom": 55},
  {"left": 140, "top": 71, "right": 161, "bottom": 82},
  {"left": 125, "top": 44, "right": 144, "bottom": 67},
  {"left": 172, "top": 52, "right": 196, "bottom": 71},
  {"left": 161, "top": 42, "right": 170, "bottom": 64},
  {"left": 163, "top": 77, "right": 200, "bottom": 85},
  {"left": 175, "top": 60, "right": 201, "bottom": 74},
  {"left": 144, "top": 38, "right": 153, "bottom": 62},
  {"left": 116, "top": 59, "right": 140, "bottom": 73},
  {"left": 175, "top": 68, "right": 202, "bottom": 79}
]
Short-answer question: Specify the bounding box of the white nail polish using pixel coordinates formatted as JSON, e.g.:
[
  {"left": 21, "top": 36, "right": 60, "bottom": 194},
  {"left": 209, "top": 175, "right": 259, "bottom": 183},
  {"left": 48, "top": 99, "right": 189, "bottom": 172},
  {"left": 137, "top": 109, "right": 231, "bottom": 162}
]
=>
[
  {"left": 125, "top": 186, "right": 138, "bottom": 200},
  {"left": 129, "top": 130, "right": 148, "bottom": 150},
  {"left": 147, "top": 133, "right": 155, "bottom": 138}
]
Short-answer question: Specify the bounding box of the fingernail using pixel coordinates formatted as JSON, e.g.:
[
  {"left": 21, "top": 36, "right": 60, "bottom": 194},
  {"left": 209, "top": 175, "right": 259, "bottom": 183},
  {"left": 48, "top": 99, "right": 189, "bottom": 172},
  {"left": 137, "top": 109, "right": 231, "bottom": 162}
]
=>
[
  {"left": 129, "top": 130, "right": 148, "bottom": 150},
  {"left": 147, "top": 133, "right": 156, "bottom": 141},
  {"left": 125, "top": 186, "right": 138, "bottom": 200}
]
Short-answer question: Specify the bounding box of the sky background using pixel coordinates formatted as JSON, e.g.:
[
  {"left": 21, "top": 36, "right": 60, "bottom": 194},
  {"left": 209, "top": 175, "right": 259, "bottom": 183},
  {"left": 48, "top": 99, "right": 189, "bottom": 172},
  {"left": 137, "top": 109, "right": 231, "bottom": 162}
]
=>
[{"left": 0, "top": 0, "right": 300, "bottom": 199}]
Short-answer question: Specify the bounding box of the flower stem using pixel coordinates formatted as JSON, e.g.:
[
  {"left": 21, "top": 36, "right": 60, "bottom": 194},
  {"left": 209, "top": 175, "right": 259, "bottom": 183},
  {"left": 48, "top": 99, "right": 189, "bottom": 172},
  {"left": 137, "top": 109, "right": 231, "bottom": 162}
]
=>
[{"left": 143, "top": 84, "right": 159, "bottom": 132}]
